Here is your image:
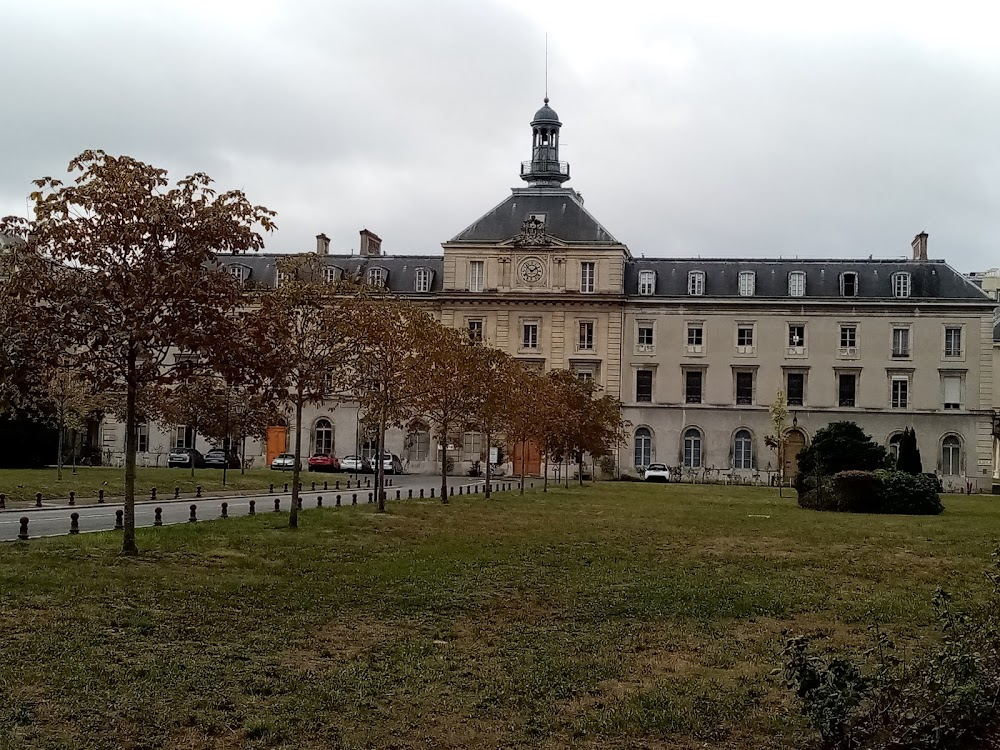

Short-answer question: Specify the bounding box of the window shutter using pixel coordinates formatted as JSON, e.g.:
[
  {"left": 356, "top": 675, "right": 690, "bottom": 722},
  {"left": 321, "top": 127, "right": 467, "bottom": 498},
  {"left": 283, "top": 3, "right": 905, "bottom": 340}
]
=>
[{"left": 943, "top": 376, "right": 960, "bottom": 405}]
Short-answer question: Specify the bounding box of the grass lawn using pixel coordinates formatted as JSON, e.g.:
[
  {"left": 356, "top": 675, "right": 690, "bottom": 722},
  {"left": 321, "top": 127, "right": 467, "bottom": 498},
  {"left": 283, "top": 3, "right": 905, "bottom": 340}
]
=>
[
  {"left": 0, "top": 483, "right": 996, "bottom": 749},
  {"left": 0, "top": 467, "right": 290, "bottom": 506}
]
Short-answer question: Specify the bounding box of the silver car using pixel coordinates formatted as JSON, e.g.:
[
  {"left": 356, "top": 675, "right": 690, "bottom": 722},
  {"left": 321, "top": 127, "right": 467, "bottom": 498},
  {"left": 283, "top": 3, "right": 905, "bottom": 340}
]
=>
[
  {"left": 270, "top": 453, "right": 299, "bottom": 471},
  {"left": 380, "top": 453, "right": 404, "bottom": 475},
  {"left": 340, "top": 455, "right": 373, "bottom": 474}
]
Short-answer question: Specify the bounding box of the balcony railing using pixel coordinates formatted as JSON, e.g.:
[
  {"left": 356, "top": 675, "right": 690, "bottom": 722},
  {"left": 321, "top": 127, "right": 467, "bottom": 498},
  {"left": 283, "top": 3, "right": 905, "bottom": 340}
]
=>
[{"left": 520, "top": 160, "right": 570, "bottom": 177}]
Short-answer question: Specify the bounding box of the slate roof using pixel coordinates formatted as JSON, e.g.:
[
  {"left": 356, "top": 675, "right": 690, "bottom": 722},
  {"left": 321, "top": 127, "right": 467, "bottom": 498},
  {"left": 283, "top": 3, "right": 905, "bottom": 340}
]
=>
[
  {"left": 449, "top": 188, "right": 620, "bottom": 244},
  {"left": 214, "top": 253, "right": 444, "bottom": 294},
  {"left": 625, "top": 259, "right": 990, "bottom": 301}
]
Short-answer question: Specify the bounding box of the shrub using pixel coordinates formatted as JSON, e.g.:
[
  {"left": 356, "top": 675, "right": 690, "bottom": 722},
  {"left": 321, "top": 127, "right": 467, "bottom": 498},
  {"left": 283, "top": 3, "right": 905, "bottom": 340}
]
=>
[
  {"left": 896, "top": 427, "right": 924, "bottom": 475},
  {"left": 797, "top": 470, "right": 942, "bottom": 515},
  {"left": 598, "top": 455, "right": 616, "bottom": 478},
  {"left": 796, "top": 422, "right": 887, "bottom": 490},
  {"left": 874, "top": 469, "right": 943, "bottom": 515}
]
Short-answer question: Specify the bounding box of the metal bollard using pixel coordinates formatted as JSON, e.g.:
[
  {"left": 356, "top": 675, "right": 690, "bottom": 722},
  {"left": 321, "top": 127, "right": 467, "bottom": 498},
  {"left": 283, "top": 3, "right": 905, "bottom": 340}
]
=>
[
  {"left": 323, "top": 481, "right": 328, "bottom": 490},
  {"left": 530, "top": 482, "right": 534, "bottom": 489},
  {"left": 174, "top": 486, "right": 180, "bottom": 499},
  {"left": 347, "top": 479, "right": 352, "bottom": 489},
  {"left": 336, "top": 494, "right": 341, "bottom": 506},
  {"left": 98, "top": 489, "right": 105, "bottom": 503},
  {"left": 69, "top": 491, "right": 76, "bottom": 506},
  {"left": 450, "top": 486, "right": 454, "bottom": 496},
  {"left": 249, "top": 500, "right": 256, "bottom": 516},
  {"left": 189, "top": 505, "right": 197, "bottom": 523},
  {"left": 70, "top": 512, "right": 80, "bottom": 534},
  {"left": 396, "top": 489, "right": 400, "bottom": 500},
  {"left": 317, "top": 496, "right": 323, "bottom": 508},
  {"left": 430, "top": 488, "right": 435, "bottom": 498},
  {"left": 35, "top": 492, "right": 42, "bottom": 508},
  {"left": 408, "top": 489, "right": 413, "bottom": 499},
  {"left": 284, "top": 483, "right": 288, "bottom": 493},
  {"left": 274, "top": 498, "right": 280, "bottom": 512},
  {"left": 311, "top": 481, "right": 316, "bottom": 491},
  {"left": 458, "top": 486, "right": 463, "bottom": 496},
  {"left": 150, "top": 487, "right": 156, "bottom": 502},
  {"left": 269, "top": 483, "right": 274, "bottom": 493},
  {"left": 367, "top": 492, "right": 373, "bottom": 503},
  {"left": 0, "top": 493, "right": 5, "bottom": 509},
  {"left": 388, "top": 478, "right": 392, "bottom": 487},
  {"left": 18, "top": 517, "right": 28, "bottom": 540},
  {"left": 420, "top": 488, "right": 424, "bottom": 499},
  {"left": 115, "top": 510, "right": 124, "bottom": 530},
  {"left": 297, "top": 497, "right": 302, "bottom": 510},
  {"left": 154, "top": 507, "right": 163, "bottom": 526},
  {"left": 196, "top": 485, "right": 202, "bottom": 499},
  {"left": 221, "top": 502, "right": 228, "bottom": 518},
  {"left": 298, "top": 482, "right": 302, "bottom": 492},
  {"left": 352, "top": 493, "right": 357, "bottom": 505},
  {"left": 335, "top": 480, "right": 340, "bottom": 490},
  {"left": 366, "top": 478, "right": 371, "bottom": 489}
]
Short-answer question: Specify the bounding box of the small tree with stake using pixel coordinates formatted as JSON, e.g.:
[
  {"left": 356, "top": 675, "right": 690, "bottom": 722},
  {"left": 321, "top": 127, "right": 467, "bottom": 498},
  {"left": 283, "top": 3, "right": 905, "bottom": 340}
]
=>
[{"left": 764, "top": 391, "right": 790, "bottom": 495}]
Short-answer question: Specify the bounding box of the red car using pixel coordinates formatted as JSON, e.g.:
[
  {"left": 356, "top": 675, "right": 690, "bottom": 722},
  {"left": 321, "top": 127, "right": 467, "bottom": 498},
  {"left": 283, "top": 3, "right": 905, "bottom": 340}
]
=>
[{"left": 307, "top": 452, "right": 341, "bottom": 472}]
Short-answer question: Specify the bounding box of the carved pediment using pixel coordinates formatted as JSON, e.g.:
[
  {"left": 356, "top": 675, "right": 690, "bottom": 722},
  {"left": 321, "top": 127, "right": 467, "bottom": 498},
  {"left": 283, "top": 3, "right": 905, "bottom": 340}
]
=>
[{"left": 511, "top": 218, "right": 552, "bottom": 247}]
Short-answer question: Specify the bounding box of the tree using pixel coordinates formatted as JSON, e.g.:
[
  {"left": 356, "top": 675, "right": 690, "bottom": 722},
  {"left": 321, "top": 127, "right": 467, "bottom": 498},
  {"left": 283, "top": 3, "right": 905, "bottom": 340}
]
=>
[
  {"left": 466, "top": 345, "right": 517, "bottom": 499},
  {"left": 157, "top": 376, "right": 226, "bottom": 476},
  {"left": 764, "top": 391, "right": 790, "bottom": 487},
  {"left": 501, "top": 366, "right": 547, "bottom": 494},
  {"left": 896, "top": 427, "right": 923, "bottom": 475},
  {"left": 796, "top": 421, "right": 887, "bottom": 483},
  {"left": 242, "top": 254, "right": 353, "bottom": 528},
  {"left": 0, "top": 151, "right": 275, "bottom": 554},
  {"left": 42, "top": 364, "right": 106, "bottom": 480}
]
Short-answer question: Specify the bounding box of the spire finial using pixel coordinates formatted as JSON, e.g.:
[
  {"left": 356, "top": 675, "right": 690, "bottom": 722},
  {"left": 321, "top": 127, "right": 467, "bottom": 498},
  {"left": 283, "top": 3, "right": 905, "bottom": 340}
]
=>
[{"left": 544, "top": 32, "right": 548, "bottom": 101}]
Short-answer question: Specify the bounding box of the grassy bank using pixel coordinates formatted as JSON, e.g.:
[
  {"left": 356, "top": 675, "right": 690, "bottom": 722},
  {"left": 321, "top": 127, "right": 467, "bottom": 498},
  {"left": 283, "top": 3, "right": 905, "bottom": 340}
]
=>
[{"left": 0, "top": 483, "right": 995, "bottom": 748}]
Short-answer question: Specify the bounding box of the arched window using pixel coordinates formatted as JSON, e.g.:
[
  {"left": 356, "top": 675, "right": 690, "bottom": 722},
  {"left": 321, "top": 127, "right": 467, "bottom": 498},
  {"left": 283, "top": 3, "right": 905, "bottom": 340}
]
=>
[
  {"left": 634, "top": 427, "right": 652, "bottom": 468},
  {"left": 683, "top": 428, "right": 702, "bottom": 468},
  {"left": 313, "top": 418, "right": 333, "bottom": 455},
  {"left": 941, "top": 435, "right": 962, "bottom": 475},
  {"left": 406, "top": 424, "right": 430, "bottom": 461},
  {"left": 887, "top": 433, "right": 903, "bottom": 463},
  {"left": 733, "top": 429, "right": 753, "bottom": 469}
]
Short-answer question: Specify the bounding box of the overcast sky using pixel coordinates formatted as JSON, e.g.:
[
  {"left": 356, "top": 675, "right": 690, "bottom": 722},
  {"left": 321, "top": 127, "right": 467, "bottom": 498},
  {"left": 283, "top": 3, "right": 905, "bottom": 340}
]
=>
[{"left": 3, "top": 0, "right": 999, "bottom": 269}]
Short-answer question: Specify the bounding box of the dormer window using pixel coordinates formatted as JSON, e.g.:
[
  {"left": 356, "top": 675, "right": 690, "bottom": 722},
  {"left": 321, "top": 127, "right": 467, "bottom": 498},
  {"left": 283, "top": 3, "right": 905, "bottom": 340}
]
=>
[
  {"left": 738, "top": 271, "right": 755, "bottom": 297},
  {"left": 788, "top": 271, "right": 806, "bottom": 297},
  {"left": 323, "top": 266, "right": 340, "bottom": 284},
  {"left": 840, "top": 272, "right": 858, "bottom": 297},
  {"left": 228, "top": 265, "right": 249, "bottom": 284},
  {"left": 275, "top": 269, "right": 290, "bottom": 288},
  {"left": 688, "top": 271, "right": 705, "bottom": 296},
  {"left": 892, "top": 272, "right": 911, "bottom": 298},
  {"left": 638, "top": 270, "right": 656, "bottom": 296},
  {"left": 414, "top": 267, "right": 432, "bottom": 293},
  {"left": 367, "top": 267, "right": 387, "bottom": 288}
]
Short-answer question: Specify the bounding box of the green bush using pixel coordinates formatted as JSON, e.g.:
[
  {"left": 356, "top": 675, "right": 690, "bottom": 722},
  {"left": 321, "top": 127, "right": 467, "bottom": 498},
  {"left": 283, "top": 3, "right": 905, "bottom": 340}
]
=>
[
  {"left": 795, "top": 422, "right": 887, "bottom": 495},
  {"left": 874, "top": 470, "right": 943, "bottom": 515},
  {"left": 798, "top": 470, "right": 942, "bottom": 515}
]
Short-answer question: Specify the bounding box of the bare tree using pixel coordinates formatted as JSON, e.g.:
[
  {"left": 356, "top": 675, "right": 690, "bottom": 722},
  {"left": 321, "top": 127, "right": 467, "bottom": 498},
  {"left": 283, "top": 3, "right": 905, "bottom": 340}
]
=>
[{"left": 0, "top": 151, "right": 274, "bottom": 554}]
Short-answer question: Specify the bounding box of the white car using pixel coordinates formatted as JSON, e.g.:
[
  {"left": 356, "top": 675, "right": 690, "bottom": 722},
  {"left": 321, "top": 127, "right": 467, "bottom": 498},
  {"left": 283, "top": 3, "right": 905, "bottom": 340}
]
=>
[
  {"left": 643, "top": 463, "right": 671, "bottom": 482},
  {"left": 270, "top": 453, "right": 299, "bottom": 471}
]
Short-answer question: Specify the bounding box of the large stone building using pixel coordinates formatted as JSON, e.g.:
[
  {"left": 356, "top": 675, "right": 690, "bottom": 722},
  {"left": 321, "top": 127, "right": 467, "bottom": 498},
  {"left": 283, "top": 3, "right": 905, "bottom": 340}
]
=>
[{"left": 123, "top": 99, "right": 999, "bottom": 490}]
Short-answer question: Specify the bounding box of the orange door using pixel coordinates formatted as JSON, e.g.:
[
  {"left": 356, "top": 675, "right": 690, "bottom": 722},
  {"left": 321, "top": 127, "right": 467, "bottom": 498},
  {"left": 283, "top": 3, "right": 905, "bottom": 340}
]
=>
[
  {"left": 783, "top": 429, "right": 807, "bottom": 480},
  {"left": 511, "top": 440, "right": 542, "bottom": 477},
  {"left": 266, "top": 426, "right": 287, "bottom": 466}
]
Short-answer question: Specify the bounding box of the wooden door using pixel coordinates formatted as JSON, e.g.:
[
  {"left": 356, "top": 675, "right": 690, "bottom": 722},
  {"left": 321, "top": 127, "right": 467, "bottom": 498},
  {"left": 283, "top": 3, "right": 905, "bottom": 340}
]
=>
[
  {"left": 511, "top": 440, "right": 542, "bottom": 477},
  {"left": 266, "top": 426, "right": 287, "bottom": 466},
  {"left": 783, "top": 429, "right": 807, "bottom": 479}
]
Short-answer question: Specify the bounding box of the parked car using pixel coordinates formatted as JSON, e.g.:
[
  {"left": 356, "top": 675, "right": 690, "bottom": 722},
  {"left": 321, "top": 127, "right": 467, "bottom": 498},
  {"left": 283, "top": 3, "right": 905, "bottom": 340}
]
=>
[
  {"left": 270, "top": 453, "right": 299, "bottom": 471},
  {"left": 168, "top": 448, "right": 206, "bottom": 469},
  {"left": 380, "top": 453, "right": 404, "bottom": 475},
  {"left": 204, "top": 449, "right": 241, "bottom": 469},
  {"left": 643, "top": 463, "right": 671, "bottom": 482},
  {"left": 340, "top": 455, "right": 373, "bottom": 474},
  {"left": 307, "top": 452, "right": 341, "bottom": 472}
]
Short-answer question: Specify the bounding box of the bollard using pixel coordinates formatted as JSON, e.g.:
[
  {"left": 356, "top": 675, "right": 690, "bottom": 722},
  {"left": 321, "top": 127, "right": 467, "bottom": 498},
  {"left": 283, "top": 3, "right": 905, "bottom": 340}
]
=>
[
  {"left": 323, "top": 481, "right": 328, "bottom": 491},
  {"left": 298, "top": 482, "right": 302, "bottom": 492},
  {"left": 69, "top": 512, "right": 79, "bottom": 535},
  {"left": 269, "top": 483, "right": 274, "bottom": 493},
  {"left": 35, "top": 492, "right": 42, "bottom": 508},
  {"left": 352, "top": 493, "right": 357, "bottom": 505},
  {"left": 189, "top": 505, "right": 198, "bottom": 523},
  {"left": 458, "top": 486, "right": 463, "bottom": 496},
  {"left": 69, "top": 491, "right": 76, "bottom": 506},
  {"left": 396, "top": 489, "right": 400, "bottom": 500},
  {"left": 274, "top": 497, "right": 280, "bottom": 512},
  {"left": 420, "top": 488, "right": 424, "bottom": 499},
  {"left": 284, "top": 483, "right": 288, "bottom": 493},
  {"left": 297, "top": 497, "right": 302, "bottom": 510},
  {"left": 450, "top": 486, "right": 454, "bottom": 496},
  {"left": 221, "top": 502, "right": 228, "bottom": 519},
  {"left": 430, "top": 488, "right": 435, "bottom": 498},
  {"left": 196, "top": 485, "right": 202, "bottom": 499},
  {"left": 17, "top": 517, "right": 28, "bottom": 540},
  {"left": 408, "top": 489, "right": 413, "bottom": 500},
  {"left": 249, "top": 500, "right": 256, "bottom": 515},
  {"left": 150, "top": 487, "right": 157, "bottom": 502},
  {"left": 530, "top": 482, "right": 534, "bottom": 489},
  {"left": 174, "top": 486, "right": 180, "bottom": 499},
  {"left": 367, "top": 492, "right": 373, "bottom": 504},
  {"left": 335, "top": 480, "right": 340, "bottom": 490},
  {"left": 98, "top": 489, "right": 105, "bottom": 503},
  {"left": 115, "top": 510, "right": 124, "bottom": 530},
  {"left": 311, "top": 481, "right": 316, "bottom": 491},
  {"left": 388, "top": 478, "right": 393, "bottom": 487},
  {"left": 366, "top": 478, "right": 371, "bottom": 489},
  {"left": 317, "top": 496, "right": 323, "bottom": 508},
  {"left": 347, "top": 479, "right": 352, "bottom": 489},
  {"left": 336, "top": 494, "right": 341, "bottom": 506},
  {"left": 0, "top": 493, "right": 5, "bottom": 509},
  {"left": 154, "top": 507, "right": 163, "bottom": 526}
]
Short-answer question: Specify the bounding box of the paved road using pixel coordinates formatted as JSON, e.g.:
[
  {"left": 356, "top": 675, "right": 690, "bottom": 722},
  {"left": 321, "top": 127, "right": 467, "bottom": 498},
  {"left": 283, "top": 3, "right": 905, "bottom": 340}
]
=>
[{"left": 0, "top": 474, "right": 520, "bottom": 542}]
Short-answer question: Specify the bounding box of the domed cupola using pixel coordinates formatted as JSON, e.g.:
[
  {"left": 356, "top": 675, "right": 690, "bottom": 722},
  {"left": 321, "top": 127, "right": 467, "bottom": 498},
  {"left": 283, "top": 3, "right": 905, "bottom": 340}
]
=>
[{"left": 520, "top": 97, "right": 570, "bottom": 187}]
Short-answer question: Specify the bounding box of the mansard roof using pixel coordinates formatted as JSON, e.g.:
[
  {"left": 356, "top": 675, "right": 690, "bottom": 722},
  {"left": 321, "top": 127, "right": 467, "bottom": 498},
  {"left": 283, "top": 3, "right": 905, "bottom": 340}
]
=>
[
  {"left": 215, "top": 253, "right": 443, "bottom": 294},
  {"left": 449, "top": 187, "right": 620, "bottom": 245},
  {"left": 625, "top": 259, "right": 989, "bottom": 301}
]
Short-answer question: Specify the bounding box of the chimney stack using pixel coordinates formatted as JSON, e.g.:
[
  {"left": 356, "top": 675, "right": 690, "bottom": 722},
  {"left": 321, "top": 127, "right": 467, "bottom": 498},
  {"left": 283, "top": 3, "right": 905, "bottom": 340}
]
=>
[
  {"left": 316, "top": 233, "right": 330, "bottom": 256},
  {"left": 911, "top": 231, "right": 928, "bottom": 261},
  {"left": 359, "top": 229, "right": 382, "bottom": 257}
]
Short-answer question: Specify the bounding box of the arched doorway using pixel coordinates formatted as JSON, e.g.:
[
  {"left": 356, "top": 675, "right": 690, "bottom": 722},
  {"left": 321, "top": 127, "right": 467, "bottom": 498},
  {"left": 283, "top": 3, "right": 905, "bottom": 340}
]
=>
[{"left": 783, "top": 429, "right": 807, "bottom": 479}]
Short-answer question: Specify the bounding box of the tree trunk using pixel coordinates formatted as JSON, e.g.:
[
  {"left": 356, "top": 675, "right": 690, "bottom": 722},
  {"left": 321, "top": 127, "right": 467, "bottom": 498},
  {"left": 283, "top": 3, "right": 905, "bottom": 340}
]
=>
[
  {"left": 520, "top": 439, "right": 526, "bottom": 495},
  {"left": 564, "top": 452, "right": 569, "bottom": 489},
  {"left": 544, "top": 444, "right": 549, "bottom": 492},
  {"left": 440, "top": 421, "right": 449, "bottom": 504},
  {"left": 484, "top": 430, "right": 492, "bottom": 499},
  {"left": 56, "top": 410, "right": 64, "bottom": 481},
  {"left": 289, "top": 391, "right": 303, "bottom": 528},
  {"left": 190, "top": 425, "right": 198, "bottom": 478},
  {"left": 377, "top": 408, "right": 387, "bottom": 512},
  {"left": 240, "top": 433, "right": 246, "bottom": 475},
  {"left": 122, "top": 360, "right": 139, "bottom": 555},
  {"left": 578, "top": 452, "right": 584, "bottom": 486}
]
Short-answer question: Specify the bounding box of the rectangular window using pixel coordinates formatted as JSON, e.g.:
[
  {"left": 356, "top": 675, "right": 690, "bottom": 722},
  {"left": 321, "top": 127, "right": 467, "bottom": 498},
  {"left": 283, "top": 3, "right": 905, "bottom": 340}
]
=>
[
  {"left": 576, "top": 369, "right": 594, "bottom": 384},
  {"left": 171, "top": 425, "right": 195, "bottom": 450},
  {"left": 893, "top": 273, "right": 911, "bottom": 298},
  {"left": 944, "top": 327, "right": 962, "bottom": 357},
  {"left": 636, "top": 370, "right": 653, "bottom": 402},
  {"left": 522, "top": 323, "right": 538, "bottom": 349},
  {"left": 788, "top": 324, "right": 805, "bottom": 348},
  {"left": 638, "top": 270, "right": 655, "bottom": 295},
  {"left": 841, "top": 272, "right": 858, "bottom": 297},
  {"left": 788, "top": 271, "right": 806, "bottom": 297},
  {"left": 685, "top": 370, "right": 703, "bottom": 404},
  {"left": 838, "top": 373, "right": 857, "bottom": 407},
  {"left": 580, "top": 262, "right": 595, "bottom": 292},
  {"left": 840, "top": 325, "right": 857, "bottom": 349},
  {"left": 637, "top": 324, "right": 654, "bottom": 349},
  {"left": 415, "top": 268, "right": 430, "bottom": 292},
  {"left": 943, "top": 375, "right": 961, "bottom": 409},
  {"left": 276, "top": 270, "right": 290, "bottom": 288},
  {"left": 578, "top": 321, "right": 594, "bottom": 350},
  {"left": 738, "top": 271, "right": 755, "bottom": 296},
  {"left": 136, "top": 424, "right": 149, "bottom": 453},
  {"left": 469, "top": 261, "right": 484, "bottom": 292},
  {"left": 229, "top": 265, "right": 248, "bottom": 284},
  {"left": 688, "top": 271, "right": 705, "bottom": 296},
  {"left": 467, "top": 319, "right": 483, "bottom": 344},
  {"left": 787, "top": 373, "right": 805, "bottom": 406},
  {"left": 737, "top": 326, "right": 754, "bottom": 347},
  {"left": 687, "top": 324, "right": 703, "bottom": 347},
  {"left": 892, "top": 327, "right": 910, "bottom": 357},
  {"left": 735, "top": 372, "right": 754, "bottom": 405},
  {"left": 891, "top": 377, "right": 909, "bottom": 409}
]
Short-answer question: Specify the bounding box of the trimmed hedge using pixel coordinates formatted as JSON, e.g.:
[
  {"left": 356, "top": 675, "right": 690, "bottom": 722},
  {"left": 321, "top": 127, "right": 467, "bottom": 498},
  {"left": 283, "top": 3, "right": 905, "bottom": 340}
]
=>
[{"left": 798, "top": 469, "right": 942, "bottom": 515}]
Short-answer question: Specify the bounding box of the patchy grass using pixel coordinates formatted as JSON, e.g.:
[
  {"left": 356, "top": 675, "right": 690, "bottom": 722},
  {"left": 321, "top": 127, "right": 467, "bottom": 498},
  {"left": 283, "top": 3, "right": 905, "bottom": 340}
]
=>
[
  {"left": 0, "top": 483, "right": 995, "bottom": 749},
  {"left": 0, "top": 467, "right": 284, "bottom": 506}
]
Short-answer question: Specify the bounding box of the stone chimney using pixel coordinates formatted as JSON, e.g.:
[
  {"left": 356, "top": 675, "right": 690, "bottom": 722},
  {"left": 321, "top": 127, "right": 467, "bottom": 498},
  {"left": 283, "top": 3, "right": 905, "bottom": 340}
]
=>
[
  {"left": 360, "top": 229, "right": 382, "bottom": 257},
  {"left": 316, "top": 233, "right": 330, "bottom": 256},
  {"left": 911, "top": 231, "right": 928, "bottom": 261}
]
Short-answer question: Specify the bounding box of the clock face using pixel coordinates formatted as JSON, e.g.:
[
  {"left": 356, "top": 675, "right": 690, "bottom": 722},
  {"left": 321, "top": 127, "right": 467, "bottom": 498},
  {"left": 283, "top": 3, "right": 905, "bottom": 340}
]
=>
[{"left": 519, "top": 258, "right": 544, "bottom": 284}]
